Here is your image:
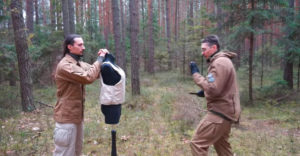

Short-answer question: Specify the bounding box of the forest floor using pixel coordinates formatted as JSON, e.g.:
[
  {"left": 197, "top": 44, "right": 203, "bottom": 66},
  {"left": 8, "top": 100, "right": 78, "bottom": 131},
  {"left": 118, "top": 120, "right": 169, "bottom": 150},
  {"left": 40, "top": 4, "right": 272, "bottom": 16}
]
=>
[{"left": 0, "top": 71, "right": 300, "bottom": 156}]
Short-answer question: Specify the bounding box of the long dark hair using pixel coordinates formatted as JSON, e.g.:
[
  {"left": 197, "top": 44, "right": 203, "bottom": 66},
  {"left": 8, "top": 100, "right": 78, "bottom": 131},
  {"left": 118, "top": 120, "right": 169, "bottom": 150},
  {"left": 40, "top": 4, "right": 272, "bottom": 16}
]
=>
[{"left": 63, "top": 34, "right": 82, "bottom": 57}]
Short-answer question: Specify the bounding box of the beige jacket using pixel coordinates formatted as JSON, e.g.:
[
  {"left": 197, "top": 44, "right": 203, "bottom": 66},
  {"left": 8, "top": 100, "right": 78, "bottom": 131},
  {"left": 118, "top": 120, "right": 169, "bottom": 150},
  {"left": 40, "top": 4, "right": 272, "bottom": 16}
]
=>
[
  {"left": 54, "top": 54, "right": 101, "bottom": 124},
  {"left": 192, "top": 51, "right": 241, "bottom": 122}
]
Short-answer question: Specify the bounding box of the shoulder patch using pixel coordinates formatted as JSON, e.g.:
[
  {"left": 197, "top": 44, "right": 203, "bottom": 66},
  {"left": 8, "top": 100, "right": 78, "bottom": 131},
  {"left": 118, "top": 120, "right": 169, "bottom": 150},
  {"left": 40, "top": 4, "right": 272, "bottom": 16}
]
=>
[{"left": 207, "top": 73, "right": 215, "bottom": 83}]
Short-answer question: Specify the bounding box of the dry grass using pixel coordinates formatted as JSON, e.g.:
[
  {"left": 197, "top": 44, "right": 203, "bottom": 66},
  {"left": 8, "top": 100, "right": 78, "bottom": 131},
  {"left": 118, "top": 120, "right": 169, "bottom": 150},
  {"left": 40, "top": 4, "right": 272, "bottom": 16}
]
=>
[{"left": 0, "top": 71, "right": 300, "bottom": 156}]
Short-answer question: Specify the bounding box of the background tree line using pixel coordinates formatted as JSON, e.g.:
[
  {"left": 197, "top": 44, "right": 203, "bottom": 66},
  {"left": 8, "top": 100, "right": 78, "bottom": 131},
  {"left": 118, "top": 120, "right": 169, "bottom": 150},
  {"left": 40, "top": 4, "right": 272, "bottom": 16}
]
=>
[{"left": 0, "top": 0, "right": 299, "bottom": 112}]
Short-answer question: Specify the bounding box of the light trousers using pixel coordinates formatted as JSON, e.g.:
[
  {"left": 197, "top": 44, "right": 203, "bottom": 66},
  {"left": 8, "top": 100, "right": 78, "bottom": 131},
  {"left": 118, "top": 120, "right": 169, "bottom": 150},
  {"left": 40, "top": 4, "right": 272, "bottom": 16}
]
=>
[
  {"left": 190, "top": 112, "right": 233, "bottom": 156},
  {"left": 53, "top": 122, "right": 83, "bottom": 156}
]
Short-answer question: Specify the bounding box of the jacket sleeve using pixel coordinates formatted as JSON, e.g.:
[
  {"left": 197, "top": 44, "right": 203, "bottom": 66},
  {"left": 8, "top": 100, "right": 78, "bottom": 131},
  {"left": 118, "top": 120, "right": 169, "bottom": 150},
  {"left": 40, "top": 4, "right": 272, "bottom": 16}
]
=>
[
  {"left": 56, "top": 61, "right": 101, "bottom": 84},
  {"left": 192, "top": 58, "right": 230, "bottom": 97}
]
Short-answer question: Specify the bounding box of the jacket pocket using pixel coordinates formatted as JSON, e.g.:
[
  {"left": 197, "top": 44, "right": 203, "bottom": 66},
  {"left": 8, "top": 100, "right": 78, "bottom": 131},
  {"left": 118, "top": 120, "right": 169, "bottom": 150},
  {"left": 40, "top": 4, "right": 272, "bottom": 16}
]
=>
[{"left": 54, "top": 128, "right": 71, "bottom": 147}]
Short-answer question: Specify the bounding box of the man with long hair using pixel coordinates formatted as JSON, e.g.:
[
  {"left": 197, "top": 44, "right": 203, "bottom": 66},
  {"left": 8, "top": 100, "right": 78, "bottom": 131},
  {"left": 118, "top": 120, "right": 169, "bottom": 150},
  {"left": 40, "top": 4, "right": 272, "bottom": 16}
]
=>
[{"left": 53, "top": 34, "right": 108, "bottom": 156}]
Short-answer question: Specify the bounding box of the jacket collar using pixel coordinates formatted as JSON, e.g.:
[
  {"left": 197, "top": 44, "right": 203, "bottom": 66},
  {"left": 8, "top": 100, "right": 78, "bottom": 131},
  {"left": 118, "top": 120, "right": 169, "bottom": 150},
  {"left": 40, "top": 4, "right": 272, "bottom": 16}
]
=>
[
  {"left": 65, "top": 54, "right": 79, "bottom": 64},
  {"left": 208, "top": 51, "right": 237, "bottom": 64},
  {"left": 68, "top": 53, "right": 83, "bottom": 62},
  {"left": 207, "top": 51, "right": 219, "bottom": 63}
]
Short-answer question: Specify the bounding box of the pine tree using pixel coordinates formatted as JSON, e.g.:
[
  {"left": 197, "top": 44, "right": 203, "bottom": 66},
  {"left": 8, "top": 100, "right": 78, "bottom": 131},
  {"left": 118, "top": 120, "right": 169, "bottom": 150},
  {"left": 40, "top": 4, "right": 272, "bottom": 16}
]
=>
[
  {"left": 129, "top": 0, "right": 140, "bottom": 95},
  {"left": 10, "top": 0, "right": 35, "bottom": 111},
  {"left": 217, "top": 0, "right": 287, "bottom": 104}
]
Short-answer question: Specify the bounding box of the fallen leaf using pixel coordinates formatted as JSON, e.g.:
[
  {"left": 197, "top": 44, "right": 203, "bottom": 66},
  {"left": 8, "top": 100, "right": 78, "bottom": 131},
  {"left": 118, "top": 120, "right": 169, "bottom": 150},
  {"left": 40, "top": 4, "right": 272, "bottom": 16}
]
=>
[
  {"left": 32, "top": 127, "right": 40, "bottom": 131},
  {"left": 93, "top": 140, "right": 98, "bottom": 145},
  {"left": 121, "top": 135, "right": 130, "bottom": 141}
]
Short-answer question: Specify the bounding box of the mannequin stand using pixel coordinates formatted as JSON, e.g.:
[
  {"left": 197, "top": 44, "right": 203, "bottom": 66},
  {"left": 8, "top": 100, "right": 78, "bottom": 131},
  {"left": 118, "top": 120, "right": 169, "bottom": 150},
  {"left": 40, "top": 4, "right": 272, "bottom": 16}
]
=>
[{"left": 111, "top": 125, "right": 117, "bottom": 156}]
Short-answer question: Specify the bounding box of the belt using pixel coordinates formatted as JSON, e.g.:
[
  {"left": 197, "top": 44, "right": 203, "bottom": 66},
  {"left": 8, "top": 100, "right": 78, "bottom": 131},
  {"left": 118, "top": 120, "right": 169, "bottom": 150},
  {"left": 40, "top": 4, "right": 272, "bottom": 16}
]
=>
[{"left": 210, "top": 110, "right": 232, "bottom": 122}]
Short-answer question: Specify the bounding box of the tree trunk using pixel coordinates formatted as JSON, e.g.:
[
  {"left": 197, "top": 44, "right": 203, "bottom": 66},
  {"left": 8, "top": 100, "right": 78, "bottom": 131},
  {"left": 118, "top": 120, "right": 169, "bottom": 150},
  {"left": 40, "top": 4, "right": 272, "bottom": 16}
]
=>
[
  {"left": 269, "top": 0, "right": 274, "bottom": 68},
  {"left": 141, "top": 0, "right": 147, "bottom": 72},
  {"left": 76, "top": 0, "right": 80, "bottom": 25},
  {"left": 87, "top": 0, "right": 92, "bottom": 36},
  {"left": 104, "top": 0, "right": 111, "bottom": 48},
  {"left": 120, "top": 0, "right": 125, "bottom": 40},
  {"left": 147, "top": 0, "right": 155, "bottom": 74},
  {"left": 283, "top": 0, "right": 294, "bottom": 89},
  {"left": 92, "top": 0, "right": 97, "bottom": 36},
  {"left": 10, "top": 0, "right": 35, "bottom": 112},
  {"left": 68, "top": 0, "right": 75, "bottom": 33},
  {"left": 249, "top": 15, "right": 254, "bottom": 105},
  {"left": 188, "top": 0, "right": 194, "bottom": 27},
  {"left": 189, "top": 0, "right": 195, "bottom": 68},
  {"left": 297, "top": 57, "right": 300, "bottom": 91},
  {"left": 247, "top": 0, "right": 255, "bottom": 105},
  {"left": 111, "top": 0, "right": 125, "bottom": 69},
  {"left": 182, "top": 18, "right": 186, "bottom": 75},
  {"left": 87, "top": 0, "right": 91, "bottom": 33},
  {"left": 166, "top": 0, "right": 172, "bottom": 70},
  {"left": 174, "top": 0, "right": 179, "bottom": 68},
  {"left": 129, "top": 0, "right": 140, "bottom": 95},
  {"left": 119, "top": 0, "right": 127, "bottom": 73},
  {"left": 56, "top": 0, "right": 62, "bottom": 30},
  {"left": 249, "top": 32, "right": 254, "bottom": 104},
  {"left": 26, "top": 0, "right": 34, "bottom": 33},
  {"left": 158, "top": 0, "right": 161, "bottom": 33},
  {"left": 62, "top": 0, "right": 70, "bottom": 37},
  {"left": 260, "top": 0, "right": 266, "bottom": 88},
  {"left": 0, "top": 1, "right": 5, "bottom": 29},
  {"left": 283, "top": 52, "right": 294, "bottom": 89},
  {"left": 177, "top": 0, "right": 180, "bottom": 40},
  {"left": 161, "top": 0, "right": 165, "bottom": 37},
  {"left": 50, "top": 0, "right": 56, "bottom": 29},
  {"left": 99, "top": 0, "right": 103, "bottom": 34},
  {"left": 34, "top": 0, "right": 38, "bottom": 25},
  {"left": 80, "top": 0, "right": 84, "bottom": 26},
  {"left": 41, "top": 0, "right": 47, "bottom": 25},
  {"left": 260, "top": 34, "right": 265, "bottom": 88}
]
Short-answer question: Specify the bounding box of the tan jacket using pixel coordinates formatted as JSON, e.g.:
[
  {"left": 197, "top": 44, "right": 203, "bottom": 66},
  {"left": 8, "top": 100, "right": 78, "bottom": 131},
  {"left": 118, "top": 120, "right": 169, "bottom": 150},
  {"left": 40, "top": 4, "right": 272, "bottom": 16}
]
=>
[
  {"left": 193, "top": 51, "right": 241, "bottom": 122},
  {"left": 54, "top": 54, "right": 101, "bottom": 124}
]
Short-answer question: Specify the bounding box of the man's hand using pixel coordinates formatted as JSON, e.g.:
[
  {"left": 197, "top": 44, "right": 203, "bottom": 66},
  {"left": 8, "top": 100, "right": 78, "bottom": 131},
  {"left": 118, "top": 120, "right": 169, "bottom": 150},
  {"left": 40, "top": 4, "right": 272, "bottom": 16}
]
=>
[
  {"left": 97, "top": 49, "right": 109, "bottom": 63},
  {"left": 189, "top": 90, "right": 205, "bottom": 97},
  {"left": 98, "top": 49, "right": 109, "bottom": 57},
  {"left": 190, "top": 61, "right": 200, "bottom": 75}
]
